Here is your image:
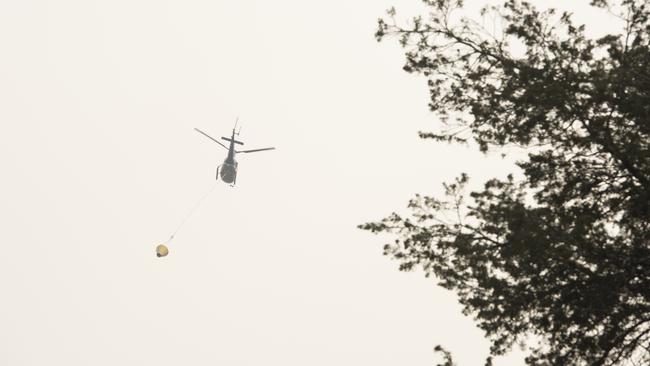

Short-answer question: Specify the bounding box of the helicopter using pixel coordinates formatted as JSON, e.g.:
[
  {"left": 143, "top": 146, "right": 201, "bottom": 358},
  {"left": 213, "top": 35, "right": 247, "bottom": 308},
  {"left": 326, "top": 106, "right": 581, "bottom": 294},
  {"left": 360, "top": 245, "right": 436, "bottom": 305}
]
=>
[{"left": 194, "top": 121, "right": 275, "bottom": 186}]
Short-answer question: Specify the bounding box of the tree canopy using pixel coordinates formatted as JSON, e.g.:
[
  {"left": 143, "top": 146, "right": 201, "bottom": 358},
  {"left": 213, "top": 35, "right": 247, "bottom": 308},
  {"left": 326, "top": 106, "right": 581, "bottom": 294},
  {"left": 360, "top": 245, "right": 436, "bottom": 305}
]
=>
[{"left": 360, "top": 0, "right": 650, "bottom": 364}]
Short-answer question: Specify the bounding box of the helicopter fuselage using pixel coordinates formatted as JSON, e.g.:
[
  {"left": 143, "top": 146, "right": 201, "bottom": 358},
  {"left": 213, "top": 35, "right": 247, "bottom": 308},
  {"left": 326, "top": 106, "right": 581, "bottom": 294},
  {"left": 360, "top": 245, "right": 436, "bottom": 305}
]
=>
[
  {"left": 219, "top": 155, "right": 237, "bottom": 184},
  {"left": 218, "top": 136, "right": 239, "bottom": 184}
]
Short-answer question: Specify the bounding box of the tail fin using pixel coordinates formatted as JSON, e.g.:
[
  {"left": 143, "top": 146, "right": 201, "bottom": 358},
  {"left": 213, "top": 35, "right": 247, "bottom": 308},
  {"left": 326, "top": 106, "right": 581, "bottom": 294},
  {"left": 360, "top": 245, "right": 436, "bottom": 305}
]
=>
[{"left": 221, "top": 136, "right": 244, "bottom": 145}]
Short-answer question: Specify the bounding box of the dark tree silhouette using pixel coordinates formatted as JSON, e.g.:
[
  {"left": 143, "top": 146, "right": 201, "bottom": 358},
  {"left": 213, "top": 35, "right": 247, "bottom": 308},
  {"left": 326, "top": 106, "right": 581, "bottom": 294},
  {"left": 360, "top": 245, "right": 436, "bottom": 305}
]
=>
[{"left": 360, "top": 1, "right": 650, "bottom": 365}]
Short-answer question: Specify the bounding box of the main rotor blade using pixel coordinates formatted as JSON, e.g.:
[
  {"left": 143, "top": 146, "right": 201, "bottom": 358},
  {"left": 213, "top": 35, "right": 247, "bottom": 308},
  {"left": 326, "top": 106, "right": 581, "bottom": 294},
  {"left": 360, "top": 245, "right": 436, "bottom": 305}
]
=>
[
  {"left": 194, "top": 128, "right": 228, "bottom": 150},
  {"left": 236, "top": 147, "right": 275, "bottom": 153}
]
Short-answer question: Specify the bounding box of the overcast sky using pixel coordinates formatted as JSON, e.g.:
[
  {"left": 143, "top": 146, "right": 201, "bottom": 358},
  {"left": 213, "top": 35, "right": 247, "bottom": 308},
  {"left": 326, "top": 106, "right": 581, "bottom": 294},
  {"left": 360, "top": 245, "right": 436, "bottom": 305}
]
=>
[{"left": 0, "top": 1, "right": 622, "bottom": 365}]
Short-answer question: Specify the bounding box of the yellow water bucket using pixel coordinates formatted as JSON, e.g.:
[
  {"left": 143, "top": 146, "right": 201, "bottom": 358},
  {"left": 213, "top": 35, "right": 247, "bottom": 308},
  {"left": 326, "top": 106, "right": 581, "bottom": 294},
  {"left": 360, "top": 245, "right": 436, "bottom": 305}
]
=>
[{"left": 156, "top": 244, "right": 169, "bottom": 257}]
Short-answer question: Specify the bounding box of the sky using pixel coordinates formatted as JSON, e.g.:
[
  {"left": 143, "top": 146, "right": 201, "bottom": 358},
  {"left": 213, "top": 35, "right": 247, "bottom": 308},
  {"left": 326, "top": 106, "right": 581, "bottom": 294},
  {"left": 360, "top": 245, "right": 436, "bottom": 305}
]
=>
[{"left": 0, "top": 1, "right": 622, "bottom": 365}]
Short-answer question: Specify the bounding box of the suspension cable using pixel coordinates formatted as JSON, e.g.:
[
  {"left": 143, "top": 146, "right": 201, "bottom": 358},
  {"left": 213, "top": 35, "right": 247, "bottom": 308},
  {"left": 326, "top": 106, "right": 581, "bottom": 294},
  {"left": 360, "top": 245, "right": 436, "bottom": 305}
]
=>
[{"left": 163, "top": 182, "right": 219, "bottom": 244}]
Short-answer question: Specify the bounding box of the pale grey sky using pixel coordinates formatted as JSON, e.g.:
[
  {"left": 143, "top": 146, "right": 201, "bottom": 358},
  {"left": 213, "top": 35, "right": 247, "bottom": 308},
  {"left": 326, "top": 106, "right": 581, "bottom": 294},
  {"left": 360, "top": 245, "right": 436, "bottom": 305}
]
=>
[{"left": 0, "top": 1, "right": 621, "bottom": 365}]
